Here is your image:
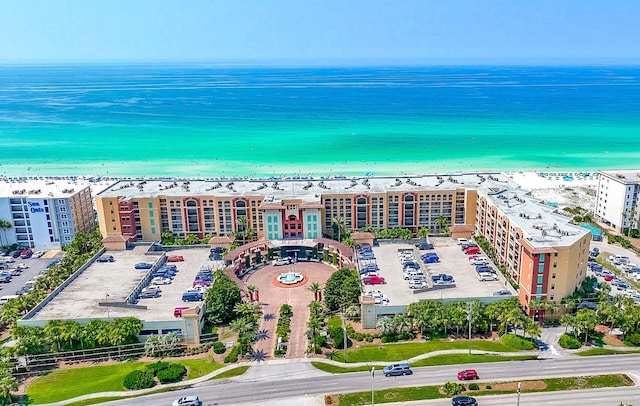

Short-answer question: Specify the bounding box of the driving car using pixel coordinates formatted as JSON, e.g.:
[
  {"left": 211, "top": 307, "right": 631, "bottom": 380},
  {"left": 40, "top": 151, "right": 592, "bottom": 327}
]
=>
[
  {"left": 167, "top": 255, "right": 184, "bottom": 262},
  {"left": 172, "top": 395, "right": 202, "bottom": 406},
  {"left": 362, "top": 275, "right": 386, "bottom": 285},
  {"left": 134, "top": 262, "right": 153, "bottom": 269},
  {"left": 272, "top": 257, "right": 291, "bottom": 266},
  {"left": 383, "top": 363, "right": 412, "bottom": 376},
  {"left": 457, "top": 369, "right": 479, "bottom": 380},
  {"left": 451, "top": 396, "right": 478, "bottom": 406}
]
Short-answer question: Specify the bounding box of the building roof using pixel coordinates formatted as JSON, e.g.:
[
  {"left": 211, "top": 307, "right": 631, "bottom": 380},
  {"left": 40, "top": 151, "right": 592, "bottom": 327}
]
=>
[
  {"left": 598, "top": 170, "right": 640, "bottom": 185},
  {"left": 0, "top": 177, "right": 100, "bottom": 199},
  {"left": 95, "top": 172, "right": 514, "bottom": 203},
  {"left": 102, "top": 235, "right": 128, "bottom": 243}
]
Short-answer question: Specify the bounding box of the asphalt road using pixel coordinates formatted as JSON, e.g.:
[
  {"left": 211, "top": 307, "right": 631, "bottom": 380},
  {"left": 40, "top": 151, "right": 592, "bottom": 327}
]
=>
[{"left": 94, "top": 354, "right": 640, "bottom": 406}]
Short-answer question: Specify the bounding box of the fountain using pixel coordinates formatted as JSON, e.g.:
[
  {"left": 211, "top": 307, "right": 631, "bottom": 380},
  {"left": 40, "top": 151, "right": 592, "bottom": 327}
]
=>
[{"left": 277, "top": 270, "right": 304, "bottom": 285}]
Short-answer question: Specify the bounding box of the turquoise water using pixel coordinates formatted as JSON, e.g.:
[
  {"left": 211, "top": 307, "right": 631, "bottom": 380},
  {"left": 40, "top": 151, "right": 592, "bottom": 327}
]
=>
[
  {"left": 580, "top": 224, "right": 602, "bottom": 236},
  {"left": 0, "top": 65, "right": 639, "bottom": 178}
]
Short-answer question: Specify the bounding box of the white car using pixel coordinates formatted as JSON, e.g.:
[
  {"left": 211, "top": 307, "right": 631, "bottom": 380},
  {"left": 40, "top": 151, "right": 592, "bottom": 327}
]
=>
[
  {"left": 408, "top": 280, "right": 428, "bottom": 289},
  {"left": 33, "top": 251, "right": 45, "bottom": 258},
  {"left": 16, "top": 263, "right": 29, "bottom": 270},
  {"left": 151, "top": 277, "right": 171, "bottom": 285},
  {"left": 364, "top": 291, "right": 389, "bottom": 302},
  {"left": 184, "top": 286, "right": 206, "bottom": 293},
  {"left": 173, "top": 395, "right": 202, "bottom": 406},
  {"left": 478, "top": 272, "right": 498, "bottom": 281},
  {"left": 272, "top": 258, "right": 291, "bottom": 266},
  {"left": 1, "top": 257, "right": 15, "bottom": 263},
  {"left": 456, "top": 238, "right": 469, "bottom": 245},
  {"left": 142, "top": 286, "right": 162, "bottom": 294}
]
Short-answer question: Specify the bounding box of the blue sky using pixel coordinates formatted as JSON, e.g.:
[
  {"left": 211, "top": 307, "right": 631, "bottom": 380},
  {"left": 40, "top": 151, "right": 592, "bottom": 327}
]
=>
[{"left": 1, "top": 0, "right": 639, "bottom": 64}]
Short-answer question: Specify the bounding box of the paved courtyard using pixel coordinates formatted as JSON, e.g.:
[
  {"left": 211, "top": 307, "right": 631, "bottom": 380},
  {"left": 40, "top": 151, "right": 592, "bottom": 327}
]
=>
[{"left": 243, "top": 261, "right": 336, "bottom": 359}]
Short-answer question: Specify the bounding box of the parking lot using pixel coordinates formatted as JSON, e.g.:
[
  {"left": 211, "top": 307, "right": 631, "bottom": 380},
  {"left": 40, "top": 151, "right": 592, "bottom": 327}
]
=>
[
  {"left": 361, "top": 237, "right": 515, "bottom": 306},
  {"left": 0, "top": 251, "right": 63, "bottom": 298},
  {"left": 28, "top": 246, "right": 220, "bottom": 322}
]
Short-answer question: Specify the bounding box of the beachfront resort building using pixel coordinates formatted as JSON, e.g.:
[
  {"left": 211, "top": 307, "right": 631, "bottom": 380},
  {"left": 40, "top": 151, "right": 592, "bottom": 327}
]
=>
[
  {"left": 0, "top": 178, "right": 96, "bottom": 249},
  {"left": 95, "top": 173, "right": 590, "bottom": 309},
  {"left": 595, "top": 170, "right": 640, "bottom": 233}
]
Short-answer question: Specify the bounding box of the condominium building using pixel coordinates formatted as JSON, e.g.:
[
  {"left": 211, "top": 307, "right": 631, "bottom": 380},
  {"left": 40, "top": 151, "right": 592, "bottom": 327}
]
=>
[
  {"left": 95, "top": 173, "right": 590, "bottom": 308},
  {"left": 475, "top": 186, "right": 591, "bottom": 317},
  {"left": 0, "top": 178, "right": 96, "bottom": 249},
  {"left": 595, "top": 170, "right": 640, "bottom": 232}
]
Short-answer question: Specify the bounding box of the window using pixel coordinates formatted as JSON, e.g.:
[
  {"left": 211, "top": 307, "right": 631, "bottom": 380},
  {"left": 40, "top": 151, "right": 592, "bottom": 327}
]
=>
[
  {"left": 537, "top": 275, "right": 543, "bottom": 284},
  {"left": 149, "top": 210, "right": 154, "bottom": 217},
  {"left": 554, "top": 252, "right": 558, "bottom": 257},
  {"left": 538, "top": 264, "right": 544, "bottom": 273},
  {"left": 553, "top": 262, "right": 557, "bottom": 268},
  {"left": 539, "top": 253, "right": 545, "bottom": 261},
  {"left": 151, "top": 227, "right": 156, "bottom": 234},
  {"left": 148, "top": 201, "right": 153, "bottom": 208},
  {"left": 552, "top": 273, "right": 556, "bottom": 279},
  {"left": 536, "top": 286, "right": 543, "bottom": 295},
  {"left": 551, "top": 284, "right": 555, "bottom": 290}
]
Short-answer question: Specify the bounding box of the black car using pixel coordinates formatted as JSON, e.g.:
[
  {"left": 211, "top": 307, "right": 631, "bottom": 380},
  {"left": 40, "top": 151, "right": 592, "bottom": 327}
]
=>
[
  {"left": 451, "top": 396, "right": 477, "bottom": 406},
  {"left": 97, "top": 255, "right": 115, "bottom": 262},
  {"left": 11, "top": 250, "right": 21, "bottom": 259},
  {"left": 415, "top": 242, "right": 434, "bottom": 250},
  {"left": 0, "top": 249, "right": 11, "bottom": 257}
]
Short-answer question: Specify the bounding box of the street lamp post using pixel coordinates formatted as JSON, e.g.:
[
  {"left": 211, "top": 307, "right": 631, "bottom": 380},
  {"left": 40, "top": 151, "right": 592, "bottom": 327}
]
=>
[
  {"left": 343, "top": 316, "right": 348, "bottom": 362},
  {"left": 371, "top": 367, "right": 375, "bottom": 406},
  {"left": 516, "top": 381, "right": 521, "bottom": 406}
]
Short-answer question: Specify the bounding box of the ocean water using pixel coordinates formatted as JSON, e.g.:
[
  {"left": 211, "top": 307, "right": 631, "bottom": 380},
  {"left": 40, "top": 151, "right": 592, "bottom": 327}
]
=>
[{"left": 0, "top": 65, "right": 639, "bottom": 178}]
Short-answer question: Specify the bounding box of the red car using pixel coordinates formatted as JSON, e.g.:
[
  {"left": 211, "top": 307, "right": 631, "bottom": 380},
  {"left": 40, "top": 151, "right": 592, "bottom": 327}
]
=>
[
  {"left": 464, "top": 246, "right": 480, "bottom": 255},
  {"left": 604, "top": 275, "right": 614, "bottom": 282},
  {"left": 193, "top": 279, "right": 212, "bottom": 287},
  {"left": 457, "top": 369, "right": 479, "bottom": 380},
  {"left": 167, "top": 255, "right": 184, "bottom": 262},
  {"left": 363, "top": 275, "right": 386, "bottom": 285},
  {"left": 173, "top": 306, "right": 189, "bottom": 317}
]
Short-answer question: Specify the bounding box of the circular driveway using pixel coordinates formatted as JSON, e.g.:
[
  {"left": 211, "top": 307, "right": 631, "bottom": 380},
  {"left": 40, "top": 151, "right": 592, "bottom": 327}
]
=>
[{"left": 244, "top": 261, "right": 336, "bottom": 359}]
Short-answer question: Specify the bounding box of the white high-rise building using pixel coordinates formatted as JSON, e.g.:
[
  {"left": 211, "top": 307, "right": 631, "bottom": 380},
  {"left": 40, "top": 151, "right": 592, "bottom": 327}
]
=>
[
  {"left": 596, "top": 170, "right": 640, "bottom": 232},
  {"left": 0, "top": 178, "right": 96, "bottom": 249}
]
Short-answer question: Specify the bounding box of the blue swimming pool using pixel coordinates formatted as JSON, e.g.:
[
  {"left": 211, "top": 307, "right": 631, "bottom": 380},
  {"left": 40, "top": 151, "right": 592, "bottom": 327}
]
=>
[{"left": 580, "top": 224, "right": 602, "bottom": 236}]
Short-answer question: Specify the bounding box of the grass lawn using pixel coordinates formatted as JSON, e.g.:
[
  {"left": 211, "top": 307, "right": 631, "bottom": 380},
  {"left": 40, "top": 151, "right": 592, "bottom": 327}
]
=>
[
  {"left": 210, "top": 365, "right": 250, "bottom": 379},
  {"left": 311, "top": 354, "right": 536, "bottom": 374},
  {"left": 27, "top": 358, "right": 226, "bottom": 404},
  {"left": 339, "top": 374, "right": 633, "bottom": 406},
  {"left": 577, "top": 348, "right": 640, "bottom": 356},
  {"left": 330, "top": 340, "right": 519, "bottom": 363}
]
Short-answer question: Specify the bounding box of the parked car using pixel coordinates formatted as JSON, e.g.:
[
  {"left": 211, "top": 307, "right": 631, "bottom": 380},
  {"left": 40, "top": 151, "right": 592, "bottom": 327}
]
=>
[
  {"left": 8, "top": 269, "right": 22, "bottom": 276},
  {"left": 16, "top": 263, "right": 29, "bottom": 270},
  {"left": 590, "top": 247, "right": 600, "bottom": 257},
  {"left": 493, "top": 290, "right": 511, "bottom": 296},
  {"left": 193, "top": 279, "right": 212, "bottom": 287},
  {"left": 451, "top": 396, "right": 478, "bottom": 406},
  {"left": 97, "top": 254, "right": 115, "bottom": 262},
  {"left": 457, "top": 369, "right": 479, "bottom": 380},
  {"left": 0, "top": 274, "right": 11, "bottom": 283},
  {"left": 415, "top": 241, "right": 434, "bottom": 250},
  {"left": 456, "top": 238, "right": 469, "bottom": 245},
  {"left": 167, "top": 255, "right": 184, "bottom": 262},
  {"left": 174, "top": 306, "right": 190, "bottom": 317},
  {"left": 142, "top": 286, "right": 162, "bottom": 294},
  {"left": 383, "top": 363, "right": 412, "bottom": 376},
  {"left": 464, "top": 246, "right": 480, "bottom": 255},
  {"left": 478, "top": 272, "right": 498, "bottom": 281},
  {"left": 408, "top": 279, "right": 428, "bottom": 289},
  {"left": 196, "top": 272, "right": 214, "bottom": 281},
  {"left": 363, "top": 275, "right": 386, "bottom": 285},
  {"left": 432, "top": 274, "right": 454, "bottom": 282},
  {"left": 272, "top": 257, "right": 291, "bottom": 266},
  {"left": 11, "top": 250, "right": 21, "bottom": 258},
  {"left": 151, "top": 277, "right": 172, "bottom": 285},
  {"left": 32, "top": 250, "right": 45, "bottom": 258},
  {"left": 15, "top": 286, "right": 31, "bottom": 296},
  {"left": 135, "top": 262, "right": 153, "bottom": 269},
  {"left": 182, "top": 292, "right": 204, "bottom": 302},
  {"left": 139, "top": 290, "right": 160, "bottom": 299},
  {"left": 173, "top": 395, "right": 202, "bottom": 406},
  {"left": 20, "top": 249, "right": 33, "bottom": 259}
]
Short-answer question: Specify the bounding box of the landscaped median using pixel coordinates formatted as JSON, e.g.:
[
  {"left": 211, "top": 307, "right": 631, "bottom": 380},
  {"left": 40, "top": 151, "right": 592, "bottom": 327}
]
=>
[
  {"left": 25, "top": 358, "right": 248, "bottom": 405},
  {"left": 332, "top": 374, "right": 634, "bottom": 406}
]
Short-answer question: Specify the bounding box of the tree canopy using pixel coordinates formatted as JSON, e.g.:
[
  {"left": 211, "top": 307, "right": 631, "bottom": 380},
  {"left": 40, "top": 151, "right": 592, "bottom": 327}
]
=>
[{"left": 204, "top": 270, "right": 242, "bottom": 325}]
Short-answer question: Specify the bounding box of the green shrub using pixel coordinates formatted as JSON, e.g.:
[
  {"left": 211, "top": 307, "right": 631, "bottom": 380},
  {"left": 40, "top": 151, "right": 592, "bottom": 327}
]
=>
[
  {"left": 213, "top": 341, "right": 226, "bottom": 354},
  {"left": 123, "top": 369, "right": 156, "bottom": 390},
  {"left": 156, "top": 363, "right": 187, "bottom": 383},
  {"left": 501, "top": 333, "right": 535, "bottom": 350},
  {"left": 224, "top": 345, "right": 240, "bottom": 363},
  {"left": 442, "top": 381, "right": 466, "bottom": 396},
  {"left": 468, "top": 383, "right": 480, "bottom": 390},
  {"left": 329, "top": 327, "right": 344, "bottom": 348},
  {"left": 485, "top": 385, "right": 492, "bottom": 389},
  {"left": 145, "top": 361, "right": 169, "bottom": 374},
  {"left": 365, "top": 335, "right": 375, "bottom": 342},
  {"left": 315, "top": 335, "right": 328, "bottom": 347},
  {"left": 558, "top": 333, "right": 582, "bottom": 349},
  {"left": 623, "top": 333, "right": 640, "bottom": 347},
  {"left": 351, "top": 332, "right": 363, "bottom": 341},
  {"left": 274, "top": 348, "right": 287, "bottom": 357}
]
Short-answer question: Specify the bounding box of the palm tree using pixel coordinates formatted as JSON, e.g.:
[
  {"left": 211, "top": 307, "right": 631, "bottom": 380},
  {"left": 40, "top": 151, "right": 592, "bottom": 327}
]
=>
[
  {"left": 417, "top": 227, "right": 430, "bottom": 238},
  {"left": 393, "top": 314, "right": 413, "bottom": 334},
  {"left": 523, "top": 318, "right": 542, "bottom": 339},
  {"left": 376, "top": 316, "right": 396, "bottom": 335},
  {"left": 435, "top": 216, "right": 448, "bottom": 233},
  {"left": 332, "top": 216, "right": 347, "bottom": 242},
  {"left": 0, "top": 220, "right": 11, "bottom": 246},
  {"left": 246, "top": 284, "right": 258, "bottom": 302},
  {"left": 308, "top": 282, "right": 322, "bottom": 301}
]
